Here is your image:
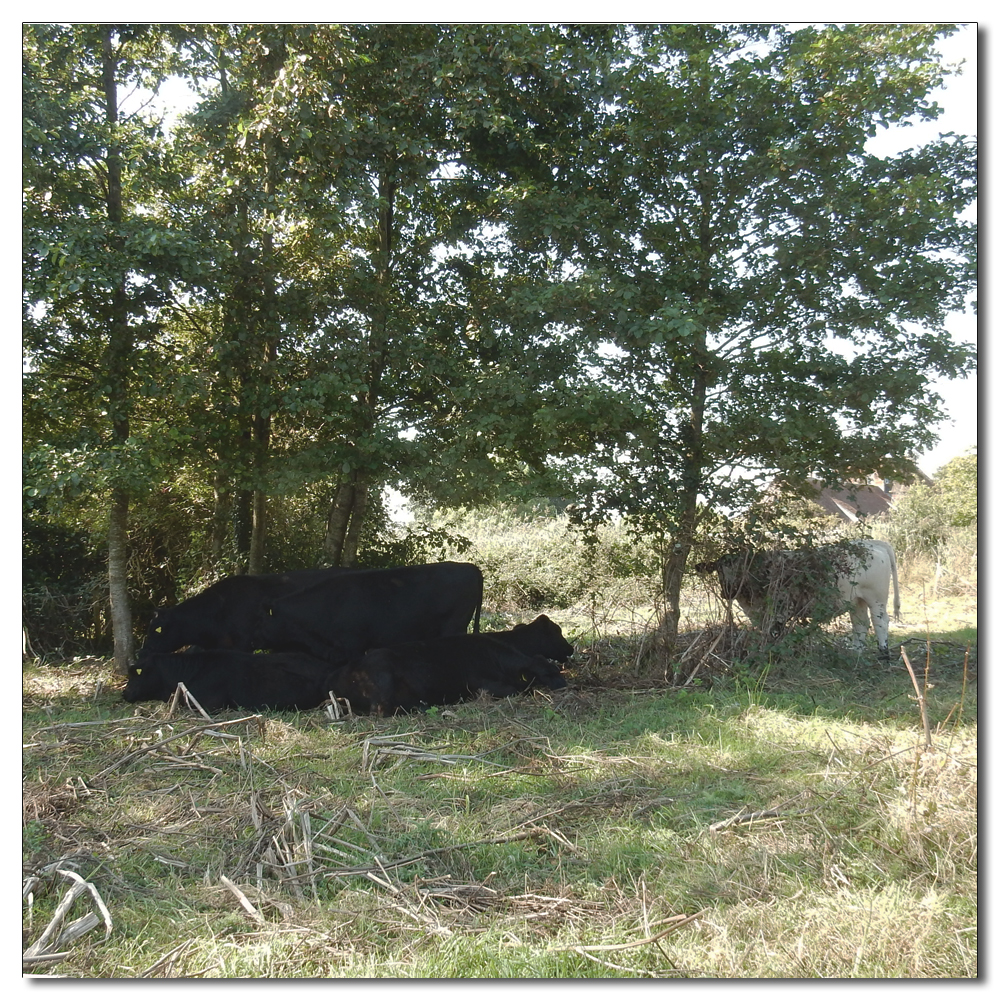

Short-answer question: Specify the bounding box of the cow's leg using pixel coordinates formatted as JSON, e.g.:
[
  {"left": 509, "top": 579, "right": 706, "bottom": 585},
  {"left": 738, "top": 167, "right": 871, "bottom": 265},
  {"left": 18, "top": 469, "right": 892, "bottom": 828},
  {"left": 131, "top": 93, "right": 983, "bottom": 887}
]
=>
[
  {"left": 847, "top": 602, "right": 870, "bottom": 652},
  {"left": 868, "top": 600, "right": 891, "bottom": 661}
]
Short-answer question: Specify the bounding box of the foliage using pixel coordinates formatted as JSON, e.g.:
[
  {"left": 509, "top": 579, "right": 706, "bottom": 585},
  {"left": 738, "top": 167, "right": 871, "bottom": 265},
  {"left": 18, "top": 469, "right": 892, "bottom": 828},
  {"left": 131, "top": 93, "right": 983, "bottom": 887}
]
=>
[
  {"left": 933, "top": 448, "right": 977, "bottom": 526},
  {"left": 425, "top": 506, "right": 658, "bottom": 616},
  {"left": 882, "top": 449, "right": 977, "bottom": 558}
]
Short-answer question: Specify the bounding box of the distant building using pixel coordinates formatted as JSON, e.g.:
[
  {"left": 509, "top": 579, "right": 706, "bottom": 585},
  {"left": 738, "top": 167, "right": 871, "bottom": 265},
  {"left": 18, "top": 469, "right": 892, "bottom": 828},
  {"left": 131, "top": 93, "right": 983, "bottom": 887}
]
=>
[{"left": 806, "top": 471, "right": 933, "bottom": 524}]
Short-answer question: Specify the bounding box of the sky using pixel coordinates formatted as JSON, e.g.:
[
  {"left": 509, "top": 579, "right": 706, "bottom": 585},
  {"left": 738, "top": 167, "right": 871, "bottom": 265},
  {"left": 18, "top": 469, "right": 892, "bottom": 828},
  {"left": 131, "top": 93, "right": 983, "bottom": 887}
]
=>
[{"left": 859, "top": 23, "right": 978, "bottom": 477}]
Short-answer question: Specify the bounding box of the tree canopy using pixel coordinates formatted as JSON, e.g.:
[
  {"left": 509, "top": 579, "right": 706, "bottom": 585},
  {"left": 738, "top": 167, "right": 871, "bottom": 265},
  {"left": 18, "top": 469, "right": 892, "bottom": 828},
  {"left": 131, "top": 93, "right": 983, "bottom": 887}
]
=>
[{"left": 23, "top": 22, "right": 976, "bottom": 659}]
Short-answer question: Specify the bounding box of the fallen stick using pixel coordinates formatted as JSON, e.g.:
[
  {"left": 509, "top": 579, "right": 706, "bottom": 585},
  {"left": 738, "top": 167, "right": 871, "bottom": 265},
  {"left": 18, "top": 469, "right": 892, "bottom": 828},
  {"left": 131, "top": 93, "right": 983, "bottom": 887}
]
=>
[
  {"left": 138, "top": 939, "right": 195, "bottom": 978},
  {"left": 548, "top": 911, "right": 706, "bottom": 953},
  {"left": 709, "top": 807, "right": 808, "bottom": 832},
  {"left": 220, "top": 875, "right": 266, "bottom": 925}
]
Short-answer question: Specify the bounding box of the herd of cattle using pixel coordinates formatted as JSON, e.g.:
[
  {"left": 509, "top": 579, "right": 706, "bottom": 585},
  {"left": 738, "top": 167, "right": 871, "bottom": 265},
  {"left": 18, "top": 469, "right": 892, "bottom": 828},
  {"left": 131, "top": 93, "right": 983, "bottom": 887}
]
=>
[
  {"left": 124, "top": 562, "right": 571, "bottom": 715},
  {"left": 122, "top": 539, "right": 901, "bottom": 715}
]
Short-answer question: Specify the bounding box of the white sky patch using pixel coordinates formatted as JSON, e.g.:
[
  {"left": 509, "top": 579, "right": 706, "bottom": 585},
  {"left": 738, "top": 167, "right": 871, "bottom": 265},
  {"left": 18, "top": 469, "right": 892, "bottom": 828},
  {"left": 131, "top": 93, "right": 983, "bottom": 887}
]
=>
[{"left": 863, "top": 24, "right": 978, "bottom": 475}]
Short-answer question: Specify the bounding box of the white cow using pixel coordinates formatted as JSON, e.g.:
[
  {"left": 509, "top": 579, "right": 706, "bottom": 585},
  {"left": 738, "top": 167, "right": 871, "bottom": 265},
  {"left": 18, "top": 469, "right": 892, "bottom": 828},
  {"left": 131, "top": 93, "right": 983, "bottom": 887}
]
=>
[{"left": 696, "top": 539, "right": 901, "bottom": 660}]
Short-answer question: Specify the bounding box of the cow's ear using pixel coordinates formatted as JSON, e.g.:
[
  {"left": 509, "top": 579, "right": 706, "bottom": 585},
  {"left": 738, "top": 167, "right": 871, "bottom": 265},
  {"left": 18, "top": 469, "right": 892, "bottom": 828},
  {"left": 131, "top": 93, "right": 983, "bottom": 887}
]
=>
[{"left": 155, "top": 626, "right": 162, "bottom": 633}]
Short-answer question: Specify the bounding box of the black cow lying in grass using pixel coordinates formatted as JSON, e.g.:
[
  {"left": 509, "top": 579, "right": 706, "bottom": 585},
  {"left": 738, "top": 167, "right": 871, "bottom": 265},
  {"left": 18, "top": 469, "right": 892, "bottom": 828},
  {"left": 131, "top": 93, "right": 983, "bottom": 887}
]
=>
[
  {"left": 329, "top": 632, "right": 568, "bottom": 715},
  {"left": 122, "top": 649, "right": 335, "bottom": 713},
  {"left": 484, "top": 614, "right": 574, "bottom": 664}
]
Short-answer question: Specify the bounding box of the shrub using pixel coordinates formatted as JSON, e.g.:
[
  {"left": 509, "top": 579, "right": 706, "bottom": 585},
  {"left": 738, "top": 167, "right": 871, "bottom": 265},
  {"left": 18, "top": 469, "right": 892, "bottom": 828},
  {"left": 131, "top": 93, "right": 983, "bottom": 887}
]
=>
[{"left": 424, "top": 506, "right": 658, "bottom": 615}]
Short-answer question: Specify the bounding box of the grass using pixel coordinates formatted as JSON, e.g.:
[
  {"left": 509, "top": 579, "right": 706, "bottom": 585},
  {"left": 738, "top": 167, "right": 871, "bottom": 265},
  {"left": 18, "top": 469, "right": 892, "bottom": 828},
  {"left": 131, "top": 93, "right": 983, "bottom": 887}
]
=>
[
  {"left": 23, "top": 616, "right": 976, "bottom": 979},
  {"left": 23, "top": 513, "right": 977, "bottom": 978}
]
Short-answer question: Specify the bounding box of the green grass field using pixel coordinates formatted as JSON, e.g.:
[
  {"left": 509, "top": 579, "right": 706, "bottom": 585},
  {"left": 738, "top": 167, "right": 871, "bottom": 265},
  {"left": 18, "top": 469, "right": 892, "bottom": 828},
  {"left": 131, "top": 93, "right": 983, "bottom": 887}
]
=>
[{"left": 22, "top": 604, "right": 976, "bottom": 979}]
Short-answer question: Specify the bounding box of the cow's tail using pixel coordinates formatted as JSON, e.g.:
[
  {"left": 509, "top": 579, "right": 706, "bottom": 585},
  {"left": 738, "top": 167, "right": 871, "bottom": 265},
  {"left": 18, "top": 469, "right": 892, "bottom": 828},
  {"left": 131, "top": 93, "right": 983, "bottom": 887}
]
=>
[
  {"left": 473, "top": 595, "right": 482, "bottom": 634},
  {"left": 887, "top": 542, "right": 901, "bottom": 620}
]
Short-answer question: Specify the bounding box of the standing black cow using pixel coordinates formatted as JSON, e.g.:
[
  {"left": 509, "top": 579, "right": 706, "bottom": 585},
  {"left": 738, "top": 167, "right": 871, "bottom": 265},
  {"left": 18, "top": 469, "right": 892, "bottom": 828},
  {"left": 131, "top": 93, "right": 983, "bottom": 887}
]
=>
[
  {"left": 255, "top": 561, "right": 483, "bottom": 664},
  {"left": 329, "top": 632, "right": 567, "bottom": 715},
  {"left": 123, "top": 649, "right": 336, "bottom": 712},
  {"left": 138, "top": 568, "right": 354, "bottom": 660}
]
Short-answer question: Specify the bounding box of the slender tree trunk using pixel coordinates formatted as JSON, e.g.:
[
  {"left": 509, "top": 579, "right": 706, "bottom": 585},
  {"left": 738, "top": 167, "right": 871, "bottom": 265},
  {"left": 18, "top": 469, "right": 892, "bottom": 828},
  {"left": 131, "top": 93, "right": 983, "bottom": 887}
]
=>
[
  {"left": 324, "top": 481, "right": 355, "bottom": 565},
  {"left": 245, "top": 105, "right": 282, "bottom": 574},
  {"left": 210, "top": 472, "right": 231, "bottom": 567},
  {"left": 232, "top": 487, "right": 253, "bottom": 573},
  {"left": 340, "top": 475, "right": 370, "bottom": 567},
  {"left": 107, "top": 489, "right": 132, "bottom": 670},
  {"left": 102, "top": 28, "right": 134, "bottom": 672},
  {"left": 249, "top": 490, "right": 267, "bottom": 574},
  {"left": 324, "top": 472, "right": 369, "bottom": 567},
  {"left": 657, "top": 159, "right": 714, "bottom": 675}
]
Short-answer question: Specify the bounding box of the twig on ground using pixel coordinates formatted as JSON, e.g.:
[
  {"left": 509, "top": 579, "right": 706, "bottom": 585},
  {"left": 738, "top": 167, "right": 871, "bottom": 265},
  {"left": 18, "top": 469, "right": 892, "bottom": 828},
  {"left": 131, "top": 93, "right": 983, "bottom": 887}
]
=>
[
  {"left": 220, "top": 874, "right": 266, "bottom": 925},
  {"left": 549, "top": 910, "right": 706, "bottom": 954},
  {"left": 138, "top": 939, "right": 196, "bottom": 978},
  {"left": 709, "top": 806, "right": 809, "bottom": 832}
]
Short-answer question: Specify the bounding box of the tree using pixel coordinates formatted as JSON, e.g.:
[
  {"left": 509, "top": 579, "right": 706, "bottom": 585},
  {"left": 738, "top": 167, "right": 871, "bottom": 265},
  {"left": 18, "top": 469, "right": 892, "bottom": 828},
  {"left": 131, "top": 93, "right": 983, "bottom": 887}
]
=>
[
  {"left": 934, "top": 448, "right": 977, "bottom": 527},
  {"left": 23, "top": 24, "right": 192, "bottom": 669},
  {"left": 165, "top": 24, "right": 616, "bottom": 564},
  {"left": 549, "top": 24, "right": 976, "bottom": 652}
]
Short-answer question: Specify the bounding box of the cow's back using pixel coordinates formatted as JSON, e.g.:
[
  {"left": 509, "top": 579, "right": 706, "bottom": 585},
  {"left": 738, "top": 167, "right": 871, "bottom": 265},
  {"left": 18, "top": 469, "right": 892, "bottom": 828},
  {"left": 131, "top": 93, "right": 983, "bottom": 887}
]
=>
[
  {"left": 258, "top": 562, "right": 483, "bottom": 661},
  {"left": 139, "top": 567, "right": 353, "bottom": 658}
]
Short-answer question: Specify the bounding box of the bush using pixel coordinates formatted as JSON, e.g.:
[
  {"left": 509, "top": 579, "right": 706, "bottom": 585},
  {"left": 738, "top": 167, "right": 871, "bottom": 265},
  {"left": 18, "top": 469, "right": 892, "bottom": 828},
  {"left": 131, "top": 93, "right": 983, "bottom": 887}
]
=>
[{"left": 423, "top": 506, "right": 659, "bottom": 616}]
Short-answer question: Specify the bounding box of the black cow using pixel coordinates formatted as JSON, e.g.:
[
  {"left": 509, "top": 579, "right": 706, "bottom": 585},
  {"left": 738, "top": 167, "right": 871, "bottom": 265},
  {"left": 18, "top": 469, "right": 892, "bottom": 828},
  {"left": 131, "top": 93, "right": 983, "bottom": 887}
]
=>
[
  {"left": 484, "top": 614, "right": 574, "bottom": 663},
  {"left": 255, "top": 561, "right": 483, "bottom": 664},
  {"left": 123, "top": 649, "right": 336, "bottom": 712},
  {"left": 138, "top": 568, "right": 354, "bottom": 660},
  {"left": 329, "top": 632, "right": 567, "bottom": 715}
]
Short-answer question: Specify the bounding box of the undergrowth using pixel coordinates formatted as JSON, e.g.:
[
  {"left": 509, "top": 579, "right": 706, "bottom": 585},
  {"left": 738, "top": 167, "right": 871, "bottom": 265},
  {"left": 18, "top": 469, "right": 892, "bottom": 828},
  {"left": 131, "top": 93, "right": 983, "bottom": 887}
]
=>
[
  {"left": 23, "top": 508, "right": 976, "bottom": 978},
  {"left": 23, "top": 631, "right": 976, "bottom": 978}
]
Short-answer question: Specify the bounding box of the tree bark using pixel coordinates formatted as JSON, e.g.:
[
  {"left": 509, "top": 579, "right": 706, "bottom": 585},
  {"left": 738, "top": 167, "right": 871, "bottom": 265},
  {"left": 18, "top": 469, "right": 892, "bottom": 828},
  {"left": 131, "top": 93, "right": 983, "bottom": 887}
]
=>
[
  {"left": 324, "top": 481, "right": 355, "bottom": 565},
  {"left": 324, "top": 472, "right": 369, "bottom": 567},
  {"left": 656, "top": 156, "right": 713, "bottom": 675},
  {"left": 107, "top": 489, "right": 133, "bottom": 671},
  {"left": 102, "top": 28, "right": 134, "bottom": 673},
  {"left": 249, "top": 489, "right": 267, "bottom": 574},
  {"left": 340, "top": 475, "right": 370, "bottom": 567}
]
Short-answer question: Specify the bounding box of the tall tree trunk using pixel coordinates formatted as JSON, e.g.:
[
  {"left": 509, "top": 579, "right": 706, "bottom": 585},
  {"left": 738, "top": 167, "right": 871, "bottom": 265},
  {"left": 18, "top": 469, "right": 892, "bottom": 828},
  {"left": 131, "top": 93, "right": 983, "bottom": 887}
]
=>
[
  {"left": 102, "top": 28, "right": 134, "bottom": 673},
  {"left": 324, "top": 472, "right": 369, "bottom": 567},
  {"left": 340, "top": 474, "right": 370, "bottom": 567},
  {"left": 107, "top": 489, "right": 133, "bottom": 671},
  {"left": 657, "top": 159, "right": 713, "bottom": 676},
  {"left": 232, "top": 487, "right": 253, "bottom": 573},
  {"left": 210, "top": 472, "right": 231, "bottom": 567},
  {"left": 245, "top": 102, "right": 282, "bottom": 574},
  {"left": 324, "top": 481, "right": 355, "bottom": 565},
  {"left": 249, "top": 490, "right": 267, "bottom": 574}
]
